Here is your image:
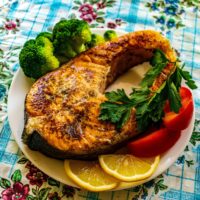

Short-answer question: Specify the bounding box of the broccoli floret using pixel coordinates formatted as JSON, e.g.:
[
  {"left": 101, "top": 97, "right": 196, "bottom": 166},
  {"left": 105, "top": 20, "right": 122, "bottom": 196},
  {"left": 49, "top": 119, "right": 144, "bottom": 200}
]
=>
[
  {"left": 54, "top": 54, "right": 69, "bottom": 65},
  {"left": 52, "top": 19, "right": 92, "bottom": 60},
  {"left": 104, "top": 30, "right": 117, "bottom": 41},
  {"left": 87, "top": 34, "right": 105, "bottom": 48},
  {"left": 36, "top": 32, "right": 53, "bottom": 41},
  {"left": 19, "top": 36, "right": 60, "bottom": 79}
]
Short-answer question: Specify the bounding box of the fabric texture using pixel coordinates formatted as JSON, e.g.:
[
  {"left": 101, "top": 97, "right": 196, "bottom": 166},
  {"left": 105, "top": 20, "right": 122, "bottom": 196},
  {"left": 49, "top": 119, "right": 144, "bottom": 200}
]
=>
[{"left": 0, "top": 0, "right": 200, "bottom": 199}]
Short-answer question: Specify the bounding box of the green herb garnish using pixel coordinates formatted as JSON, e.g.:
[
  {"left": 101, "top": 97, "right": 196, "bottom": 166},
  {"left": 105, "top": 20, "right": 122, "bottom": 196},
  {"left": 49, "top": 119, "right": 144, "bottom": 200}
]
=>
[
  {"left": 100, "top": 89, "right": 134, "bottom": 129},
  {"left": 178, "top": 64, "right": 197, "bottom": 89},
  {"left": 167, "top": 81, "right": 182, "bottom": 113},
  {"left": 140, "top": 49, "right": 169, "bottom": 87},
  {"left": 99, "top": 49, "right": 197, "bottom": 131}
]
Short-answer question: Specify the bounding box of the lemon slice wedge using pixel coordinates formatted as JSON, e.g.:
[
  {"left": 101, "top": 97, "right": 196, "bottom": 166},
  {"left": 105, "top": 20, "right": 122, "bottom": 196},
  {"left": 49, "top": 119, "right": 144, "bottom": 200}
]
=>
[
  {"left": 64, "top": 160, "right": 119, "bottom": 192},
  {"left": 99, "top": 154, "right": 160, "bottom": 182}
]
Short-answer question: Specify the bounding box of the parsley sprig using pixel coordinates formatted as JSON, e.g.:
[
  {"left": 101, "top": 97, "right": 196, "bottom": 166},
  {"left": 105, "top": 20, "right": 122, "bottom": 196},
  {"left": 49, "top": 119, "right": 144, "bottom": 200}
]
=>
[
  {"left": 99, "top": 49, "right": 197, "bottom": 131},
  {"left": 140, "top": 49, "right": 169, "bottom": 87},
  {"left": 100, "top": 89, "right": 134, "bottom": 129}
]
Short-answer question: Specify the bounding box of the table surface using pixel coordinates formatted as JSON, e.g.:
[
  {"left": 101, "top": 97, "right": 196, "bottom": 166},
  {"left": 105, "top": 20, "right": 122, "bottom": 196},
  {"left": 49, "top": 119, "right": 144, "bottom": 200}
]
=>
[{"left": 0, "top": 0, "right": 200, "bottom": 199}]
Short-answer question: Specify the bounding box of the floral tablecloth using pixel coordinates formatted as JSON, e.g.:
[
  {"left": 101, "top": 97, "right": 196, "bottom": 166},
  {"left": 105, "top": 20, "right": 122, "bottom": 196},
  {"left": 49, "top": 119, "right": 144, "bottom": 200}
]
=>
[{"left": 0, "top": 0, "right": 200, "bottom": 199}]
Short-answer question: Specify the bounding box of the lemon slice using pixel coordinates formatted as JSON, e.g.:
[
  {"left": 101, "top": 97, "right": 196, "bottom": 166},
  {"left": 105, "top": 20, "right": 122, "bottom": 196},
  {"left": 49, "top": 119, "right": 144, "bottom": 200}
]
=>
[
  {"left": 64, "top": 160, "right": 118, "bottom": 192},
  {"left": 99, "top": 154, "right": 160, "bottom": 182}
]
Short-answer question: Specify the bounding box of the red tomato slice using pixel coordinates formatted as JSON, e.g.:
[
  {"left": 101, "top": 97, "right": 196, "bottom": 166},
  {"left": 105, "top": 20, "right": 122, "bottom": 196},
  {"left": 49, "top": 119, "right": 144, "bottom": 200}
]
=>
[
  {"left": 127, "top": 128, "right": 181, "bottom": 157},
  {"left": 163, "top": 87, "right": 194, "bottom": 130}
]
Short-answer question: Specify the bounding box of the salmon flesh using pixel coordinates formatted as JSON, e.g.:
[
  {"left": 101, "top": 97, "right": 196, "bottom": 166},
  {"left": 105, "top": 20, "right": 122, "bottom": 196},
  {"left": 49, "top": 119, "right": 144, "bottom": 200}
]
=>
[{"left": 23, "top": 30, "right": 177, "bottom": 160}]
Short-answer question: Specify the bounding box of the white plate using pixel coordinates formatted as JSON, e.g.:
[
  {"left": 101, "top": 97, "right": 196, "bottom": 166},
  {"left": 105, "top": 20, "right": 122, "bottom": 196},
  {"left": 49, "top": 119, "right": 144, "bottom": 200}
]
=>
[{"left": 8, "top": 29, "right": 195, "bottom": 190}]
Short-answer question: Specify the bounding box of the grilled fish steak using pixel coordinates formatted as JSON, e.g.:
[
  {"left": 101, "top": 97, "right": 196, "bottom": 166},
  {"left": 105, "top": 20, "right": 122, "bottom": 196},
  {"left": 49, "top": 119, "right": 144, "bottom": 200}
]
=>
[{"left": 23, "top": 30, "right": 177, "bottom": 160}]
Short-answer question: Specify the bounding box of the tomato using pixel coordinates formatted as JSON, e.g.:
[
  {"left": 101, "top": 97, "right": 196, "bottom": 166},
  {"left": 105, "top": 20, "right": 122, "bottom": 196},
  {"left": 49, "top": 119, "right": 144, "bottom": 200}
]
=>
[
  {"left": 127, "top": 128, "right": 181, "bottom": 157},
  {"left": 163, "top": 87, "right": 194, "bottom": 130}
]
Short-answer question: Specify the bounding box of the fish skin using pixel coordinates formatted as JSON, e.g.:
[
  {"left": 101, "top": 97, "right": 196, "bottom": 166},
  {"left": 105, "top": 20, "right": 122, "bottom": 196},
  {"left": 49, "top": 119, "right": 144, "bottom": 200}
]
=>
[{"left": 23, "top": 30, "right": 177, "bottom": 160}]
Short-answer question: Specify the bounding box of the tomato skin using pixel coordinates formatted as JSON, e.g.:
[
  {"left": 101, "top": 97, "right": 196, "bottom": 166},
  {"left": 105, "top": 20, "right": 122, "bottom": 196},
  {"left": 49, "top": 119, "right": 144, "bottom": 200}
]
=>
[
  {"left": 163, "top": 87, "right": 194, "bottom": 130},
  {"left": 127, "top": 128, "right": 181, "bottom": 157}
]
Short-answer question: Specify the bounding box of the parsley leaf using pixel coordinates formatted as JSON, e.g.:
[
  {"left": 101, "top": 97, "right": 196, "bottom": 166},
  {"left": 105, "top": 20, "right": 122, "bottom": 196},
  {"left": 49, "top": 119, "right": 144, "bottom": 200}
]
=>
[
  {"left": 100, "top": 89, "right": 134, "bottom": 129},
  {"left": 105, "top": 89, "right": 131, "bottom": 103},
  {"left": 179, "top": 67, "right": 197, "bottom": 89},
  {"left": 148, "top": 90, "right": 166, "bottom": 122},
  {"left": 99, "top": 88, "right": 150, "bottom": 130},
  {"left": 136, "top": 112, "right": 150, "bottom": 132},
  {"left": 99, "top": 102, "right": 132, "bottom": 129},
  {"left": 150, "top": 49, "right": 168, "bottom": 66},
  {"left": 171, "top": 65, "right": 182, "bottom": 89},
  {"left": 130, "top": 87, "right": 150, "bottom": 104},
  {"left": 172, "top": 63, "right": 197, "bottom": 90},
  {"left": 167, "top": 81, "right": 182, "bottom": 113},
  {"left": 140, "top": 49, "right": 169, "bottom": 87},
  {"left": 136, "top": 83, "right": 167, "bottom": 131}
]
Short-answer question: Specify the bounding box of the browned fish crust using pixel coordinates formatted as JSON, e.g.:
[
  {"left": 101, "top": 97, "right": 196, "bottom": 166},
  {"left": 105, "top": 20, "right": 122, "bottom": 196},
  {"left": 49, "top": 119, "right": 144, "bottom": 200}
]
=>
[{"left": 23, "top": 30, "right": 177, "bottom": 160}]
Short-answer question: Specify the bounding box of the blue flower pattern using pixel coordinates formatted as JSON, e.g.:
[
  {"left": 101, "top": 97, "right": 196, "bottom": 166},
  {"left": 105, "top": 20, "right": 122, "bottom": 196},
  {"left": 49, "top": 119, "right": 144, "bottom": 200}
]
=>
[
  {"left": 146, "top": 0, "right": 199, "bottom": 32},
  {"left": 164, "top": 5, "right": 178, "bottom": 15},
  {"left": 151, "top": 2, "right": 159, "bottom": 10},
  {"left": 167, "top": 18, "right": 176, "bottom": 28},
  {"left": 156, "top": 16, "right": 165, "bottom": 25}
]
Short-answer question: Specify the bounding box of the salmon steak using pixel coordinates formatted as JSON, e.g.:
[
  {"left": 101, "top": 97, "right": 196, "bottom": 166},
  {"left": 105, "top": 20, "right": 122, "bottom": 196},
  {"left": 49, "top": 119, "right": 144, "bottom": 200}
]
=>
[{"left": 23, "top": 30, "right": 177, "bottom": 160}]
